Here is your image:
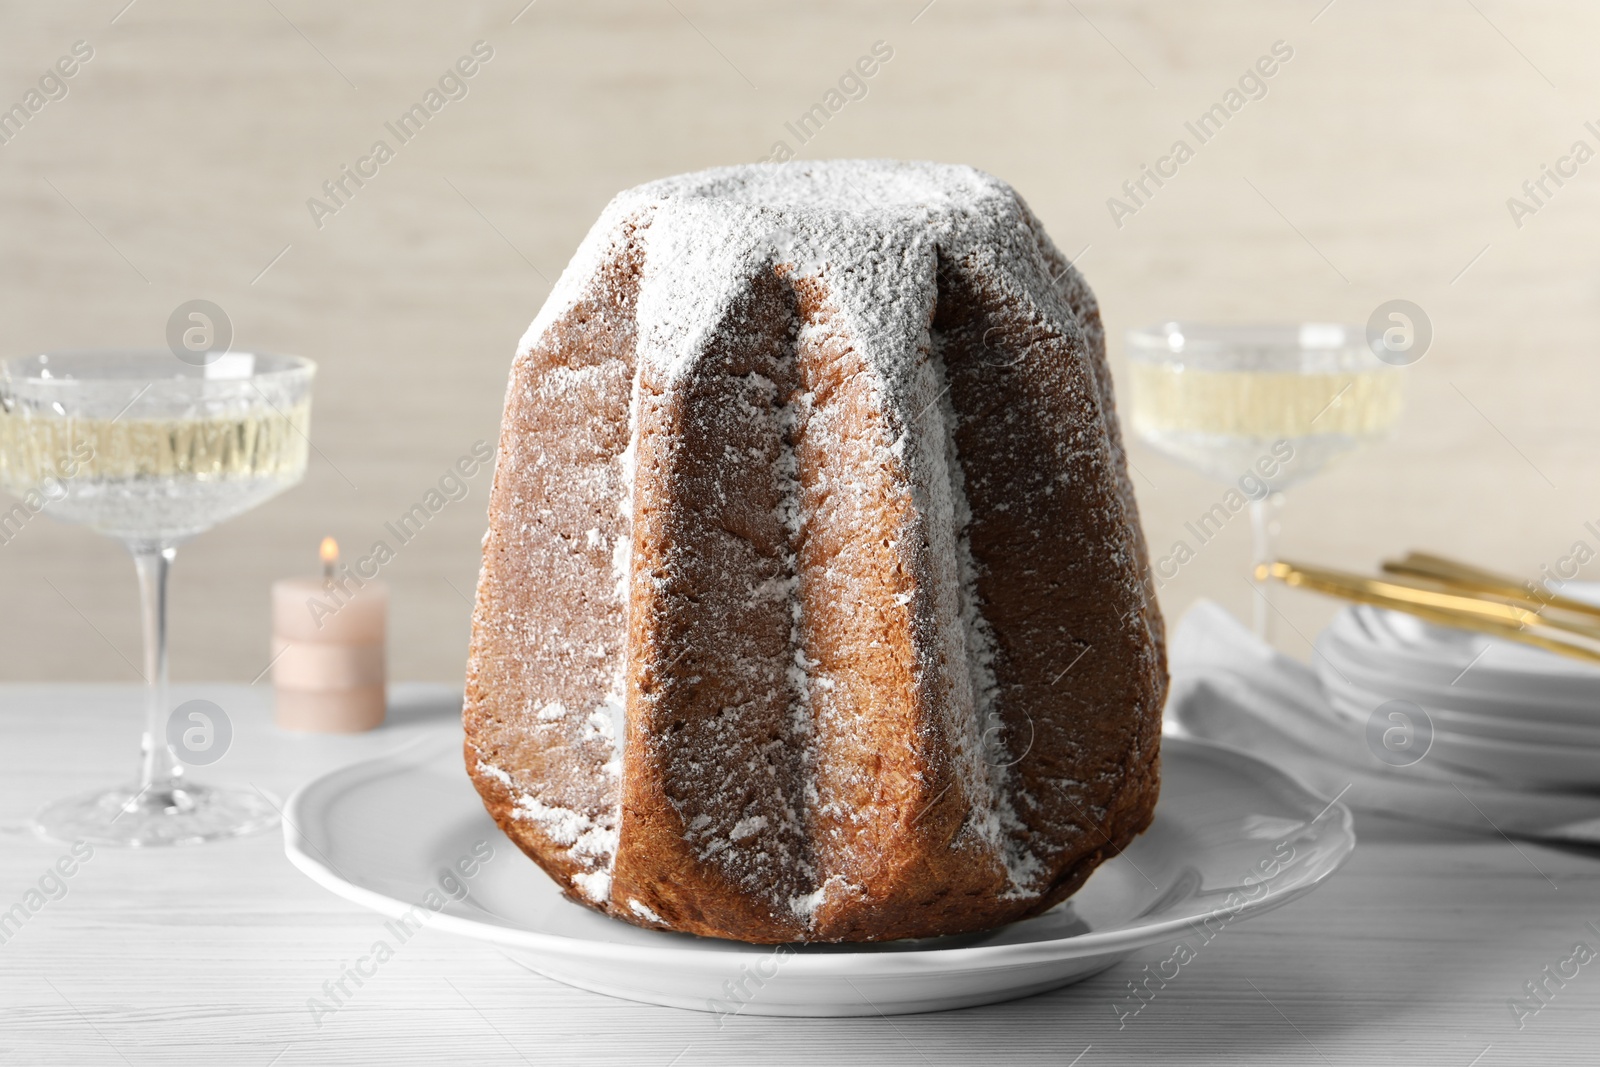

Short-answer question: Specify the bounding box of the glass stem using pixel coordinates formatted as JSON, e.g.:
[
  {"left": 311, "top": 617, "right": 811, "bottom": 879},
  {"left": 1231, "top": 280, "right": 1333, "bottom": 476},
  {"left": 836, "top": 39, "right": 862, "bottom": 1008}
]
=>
[
  {"left": 132, "top": 544, "right": 182, "bottom": 800},
  {"left": 1249, "top": 491, "right": 1285, "bottom": 642}
]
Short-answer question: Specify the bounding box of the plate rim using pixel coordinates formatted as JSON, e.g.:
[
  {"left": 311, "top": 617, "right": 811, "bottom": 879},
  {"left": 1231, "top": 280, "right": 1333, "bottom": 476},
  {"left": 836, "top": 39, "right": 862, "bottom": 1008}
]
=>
[
  {"left": 283, "top": 733, "right": 1356, "bottom": 971},
  {"left": 1320, "top": 687, "right": 1600, "bottom": 758},
  {"left": 1334, "top": 606, "right": 1600, "bottom": 687}
]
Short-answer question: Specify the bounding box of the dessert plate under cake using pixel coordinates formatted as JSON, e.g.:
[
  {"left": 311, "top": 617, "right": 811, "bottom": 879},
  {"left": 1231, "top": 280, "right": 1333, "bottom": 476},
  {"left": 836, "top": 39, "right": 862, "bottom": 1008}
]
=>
[{"left": 284, "top": 729, "right": 1353, "bottom": 1016}]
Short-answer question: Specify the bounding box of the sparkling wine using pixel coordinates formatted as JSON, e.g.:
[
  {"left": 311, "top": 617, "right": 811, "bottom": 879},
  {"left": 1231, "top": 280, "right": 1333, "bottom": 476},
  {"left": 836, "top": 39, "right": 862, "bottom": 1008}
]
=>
[
  {"left": 0, "top": 403, "right": 310, "bottom": 544},
  {"left": 1127, "top": 363, "right": 1402, "bottom": 488}
]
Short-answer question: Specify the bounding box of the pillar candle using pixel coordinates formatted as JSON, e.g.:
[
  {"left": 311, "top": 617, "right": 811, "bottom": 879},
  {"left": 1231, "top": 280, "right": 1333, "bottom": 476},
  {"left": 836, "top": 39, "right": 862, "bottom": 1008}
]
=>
[{"left": 272, "top": 538, "right": 388, "bottom": 732}]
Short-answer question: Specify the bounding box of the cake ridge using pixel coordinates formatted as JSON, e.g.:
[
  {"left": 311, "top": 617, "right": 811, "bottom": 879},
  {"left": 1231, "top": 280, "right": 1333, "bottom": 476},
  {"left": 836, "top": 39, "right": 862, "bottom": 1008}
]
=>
[{"left": 931, "top": 344, "right": 1043, "bottom": 896}]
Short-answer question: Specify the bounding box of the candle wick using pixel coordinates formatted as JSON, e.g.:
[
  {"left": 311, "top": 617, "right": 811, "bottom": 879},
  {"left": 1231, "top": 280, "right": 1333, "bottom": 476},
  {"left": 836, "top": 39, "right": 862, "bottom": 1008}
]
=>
[{"left": 323, "top": 561, "right": 335, "bottom": 585}]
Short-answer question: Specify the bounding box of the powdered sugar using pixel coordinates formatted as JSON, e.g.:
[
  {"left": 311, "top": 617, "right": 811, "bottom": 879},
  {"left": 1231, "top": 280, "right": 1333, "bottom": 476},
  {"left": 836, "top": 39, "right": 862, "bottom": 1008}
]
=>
[
  {"left": 509, "top": 792, "right": 616, "bottom": 857},
  {"left": 571, "top": 870, "right": 611, "bottom": 903},
  {"left": 787, "top": 873, "right": 859, "bottom": 921},
  {"left": 628, "top": 899, "right": 664, "bottom": 924},
  {"left": 787, "top": 884, "right": 829, "bottom": 921},
  {"left": 729, "top": 815, "right": 769, "bottom": 842},
  {"left": 475, "top": 758, "right": 621, "bottom": 904},
  {"left": 475, "top": 759, "right": 513, "bottom": 787}
]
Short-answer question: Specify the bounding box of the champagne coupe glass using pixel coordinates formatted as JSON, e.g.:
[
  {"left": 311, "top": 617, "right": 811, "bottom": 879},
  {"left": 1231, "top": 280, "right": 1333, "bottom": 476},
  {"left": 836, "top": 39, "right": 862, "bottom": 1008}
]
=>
[
  {"left": 1126, "top": 323, "right": 1402, "bottom": 639},
  {"left": 0, "top": 350, "right": 315, "bottom": 846}
]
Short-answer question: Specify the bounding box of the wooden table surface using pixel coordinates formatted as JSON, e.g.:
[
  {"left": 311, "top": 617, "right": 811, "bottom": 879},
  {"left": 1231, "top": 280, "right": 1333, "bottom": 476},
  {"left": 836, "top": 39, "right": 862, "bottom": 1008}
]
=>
[{"left": 2, "top": 683, "right": 1598, "bottom": 1066}]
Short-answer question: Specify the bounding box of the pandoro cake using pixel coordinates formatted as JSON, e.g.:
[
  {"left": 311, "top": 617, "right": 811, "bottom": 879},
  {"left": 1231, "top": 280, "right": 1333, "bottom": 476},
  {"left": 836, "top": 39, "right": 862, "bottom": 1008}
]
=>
[{"left": 464, "top": 160, "right": 1167, "bottom": 944}]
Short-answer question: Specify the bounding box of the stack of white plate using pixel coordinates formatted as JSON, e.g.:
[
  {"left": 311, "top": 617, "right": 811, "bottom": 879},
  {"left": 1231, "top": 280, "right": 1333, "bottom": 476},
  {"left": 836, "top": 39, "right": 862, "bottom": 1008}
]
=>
[{"left": 1313, "top": 604, "right": 1600, "bottom": 792}]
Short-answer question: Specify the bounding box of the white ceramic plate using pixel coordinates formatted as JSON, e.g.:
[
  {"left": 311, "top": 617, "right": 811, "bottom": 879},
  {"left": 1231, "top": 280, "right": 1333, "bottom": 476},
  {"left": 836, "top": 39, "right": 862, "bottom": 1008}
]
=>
[
  {"left": 1316, "top": 616, "right": 1600, "bottom": 743},
  {"left": 1324, "top": 606, "right": 1600, "bottom": 709},
  {"left": 1321, "top": 685, "right": 1600, "bottom": 790},
  {"left": 283, "top": 730, "right": 1355, "bottom": 1017},
  {"left": 1326, "top": 680, "right": 1600, "bottom": 748},
  {"left": 1317, "top": 659, "right": 1600, "bottom": 738}
]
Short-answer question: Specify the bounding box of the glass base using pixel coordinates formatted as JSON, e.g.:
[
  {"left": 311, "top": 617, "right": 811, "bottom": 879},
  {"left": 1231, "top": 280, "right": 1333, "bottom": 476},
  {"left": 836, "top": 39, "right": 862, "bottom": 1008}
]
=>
[{"left": 34, "top": 782, "right": 280, "bottom": 847}]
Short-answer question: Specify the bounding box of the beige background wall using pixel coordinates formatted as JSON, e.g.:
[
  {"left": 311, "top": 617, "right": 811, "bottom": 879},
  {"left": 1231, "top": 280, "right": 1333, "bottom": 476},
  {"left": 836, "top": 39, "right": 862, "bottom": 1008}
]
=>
[{"left": 1, "top": 0, "right": 1596, "bottom": 683}]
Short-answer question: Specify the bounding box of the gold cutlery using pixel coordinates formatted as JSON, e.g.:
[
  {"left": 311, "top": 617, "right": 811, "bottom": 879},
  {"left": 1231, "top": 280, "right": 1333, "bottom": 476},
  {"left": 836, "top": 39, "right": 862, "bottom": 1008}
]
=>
[
  {"left": 1255, "top": 559, "right": 1600, "bottom": 664},
  {"left": 1380, "top": 551, "right": 1600, "bottom": 623}
]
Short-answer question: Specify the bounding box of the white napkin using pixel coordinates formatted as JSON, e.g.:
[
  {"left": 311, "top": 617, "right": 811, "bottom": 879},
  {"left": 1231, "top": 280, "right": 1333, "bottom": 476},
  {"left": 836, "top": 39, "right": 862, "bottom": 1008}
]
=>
[{"left": 1166, "top": 600, "right": 1600, "bottom": 843}]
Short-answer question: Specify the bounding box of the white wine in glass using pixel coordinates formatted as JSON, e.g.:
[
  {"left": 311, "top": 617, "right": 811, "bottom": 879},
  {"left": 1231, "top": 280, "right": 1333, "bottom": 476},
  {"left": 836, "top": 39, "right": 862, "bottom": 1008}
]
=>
[
  {"left": 0, "top": 350, "right": 315, "bottom": 846},
  {"left": 1126, "top": 323, "right": 1402, "bottom": 637}
]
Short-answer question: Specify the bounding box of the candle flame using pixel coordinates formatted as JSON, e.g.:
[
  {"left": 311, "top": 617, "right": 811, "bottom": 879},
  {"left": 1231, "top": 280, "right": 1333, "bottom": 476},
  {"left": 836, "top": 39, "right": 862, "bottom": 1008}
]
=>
[{"left": 320, "top": 537, "right": 339, "bottom": 567}]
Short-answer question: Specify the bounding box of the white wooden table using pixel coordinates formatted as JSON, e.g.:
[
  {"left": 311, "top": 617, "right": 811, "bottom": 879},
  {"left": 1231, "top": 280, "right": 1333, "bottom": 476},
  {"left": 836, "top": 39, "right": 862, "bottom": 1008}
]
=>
[{"left": 2, "top": 684, "right": 1597, "bottom": 1065}]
